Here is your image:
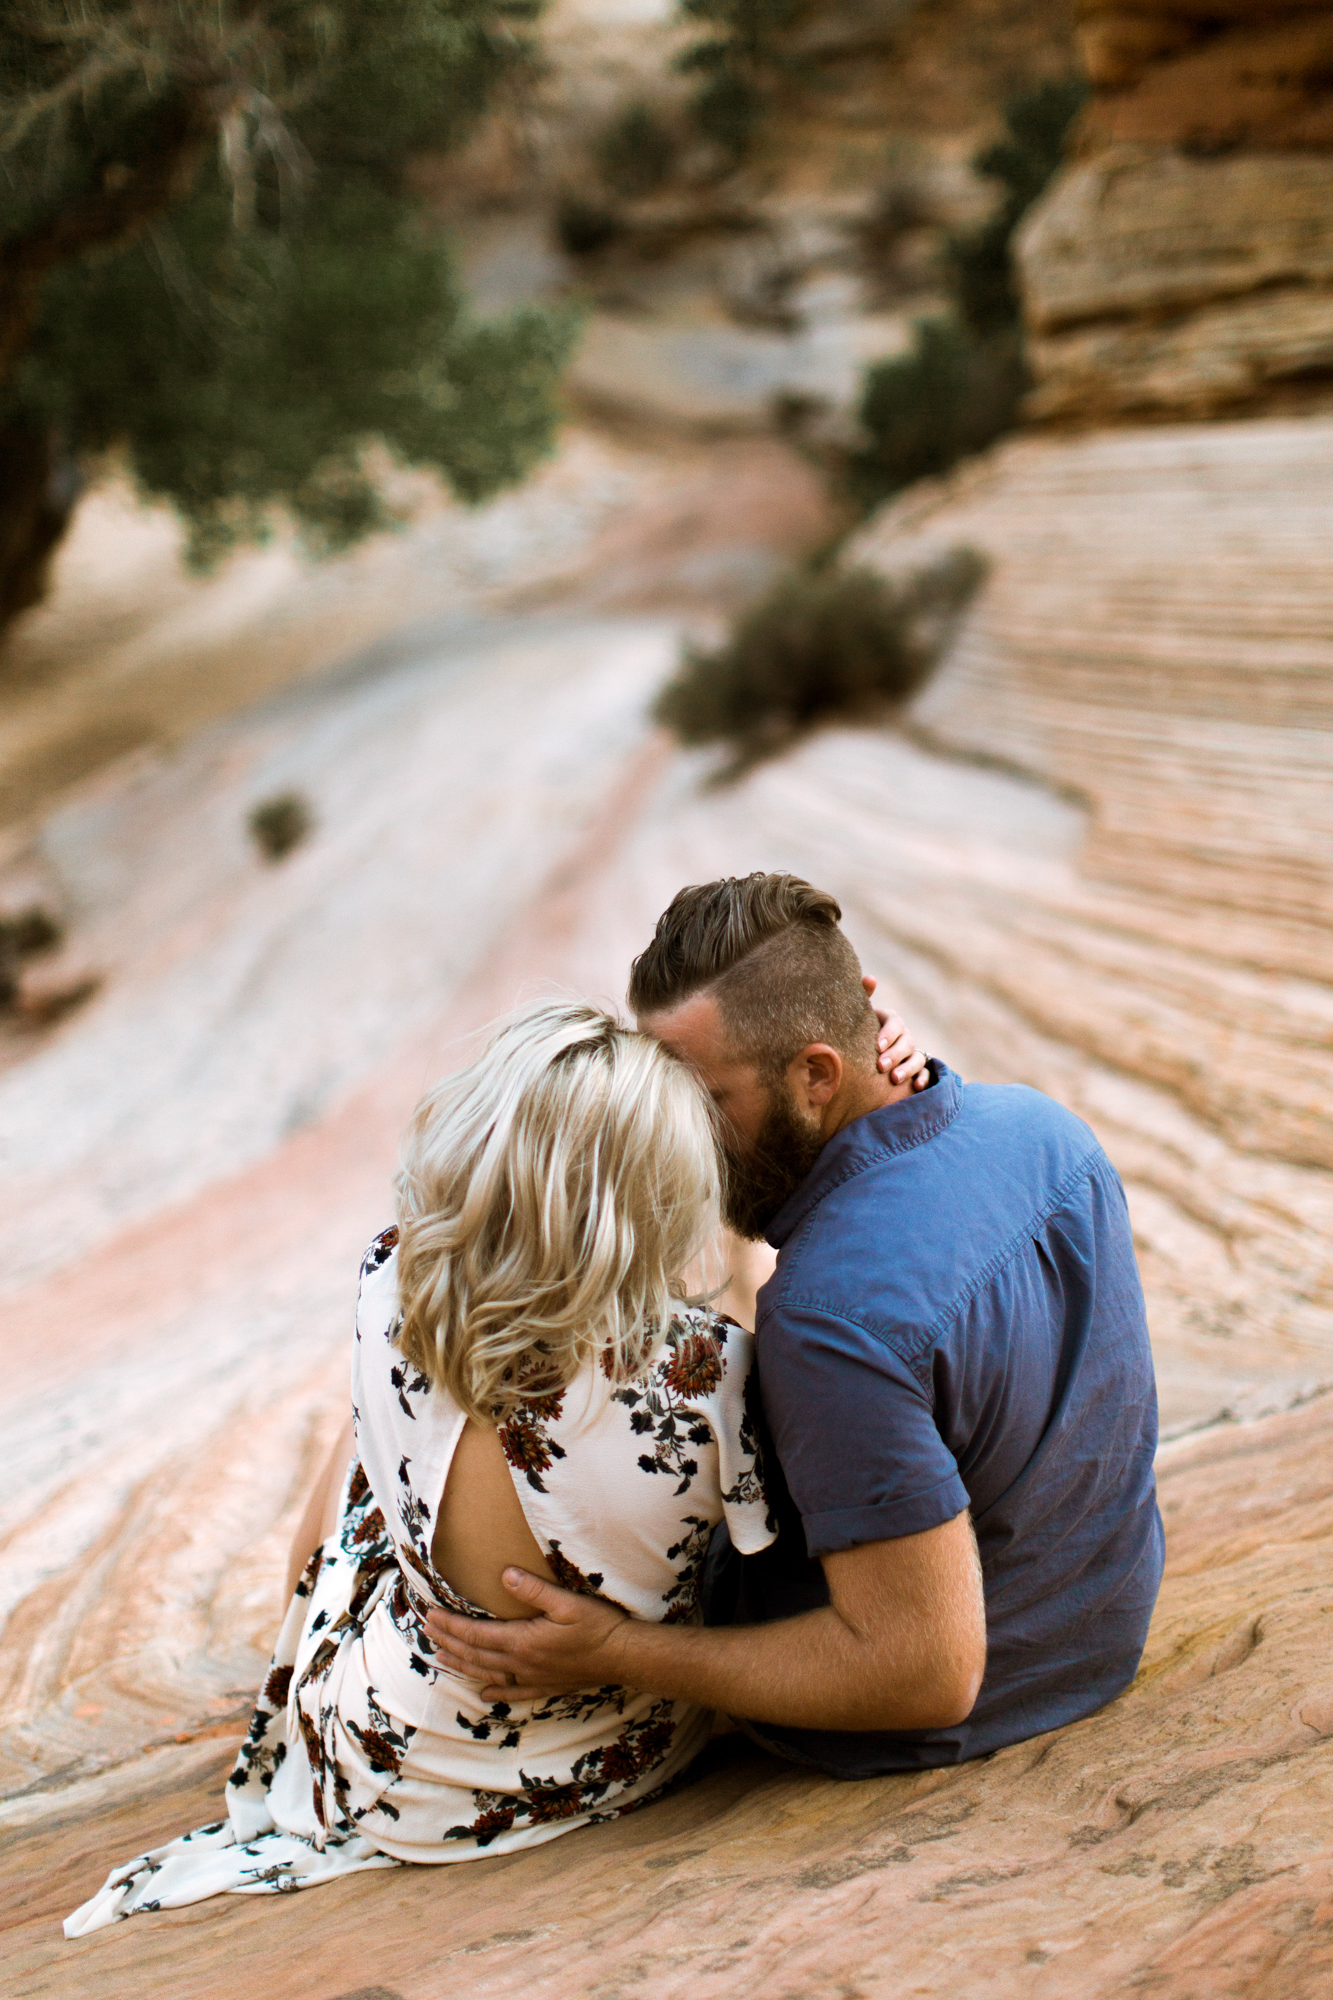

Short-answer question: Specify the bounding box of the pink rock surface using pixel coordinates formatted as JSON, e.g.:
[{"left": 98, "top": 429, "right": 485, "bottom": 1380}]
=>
[{"left": 3, "top": 418, "right": 1332, "bottom": 1993}]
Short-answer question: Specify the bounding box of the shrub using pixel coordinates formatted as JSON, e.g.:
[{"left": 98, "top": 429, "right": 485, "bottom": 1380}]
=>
[
  {"left": 249, "top": 792, "right": 313, "bottom": 862},
  {"left": 594, "top": 103, "right": 679, "bottom": 201},
  {"left": 947, "top": 76, "right": 1091, "bottom": 339},
  {"left": 0, "top": 905, "right": 62, "bottom": 1007},
  {"left": 850, "top": 320, "right": 1025, "bottom": 511},
  {"left": 555, "top": 196, "right": 624, "bottom": 258},
  {"left": 654, "top": 552, "right": 985, "bottom": 757},
  {"left": 850, "top": 75, "right": 1087, "bottom": 513},
  {"left": 674, "top": 0, "right": 809, "bottom": 162}
]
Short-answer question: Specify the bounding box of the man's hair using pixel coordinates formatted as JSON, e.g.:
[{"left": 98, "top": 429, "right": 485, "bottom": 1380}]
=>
[{"left": 628, "top": 873, "right": 878, "bottom": 1078}]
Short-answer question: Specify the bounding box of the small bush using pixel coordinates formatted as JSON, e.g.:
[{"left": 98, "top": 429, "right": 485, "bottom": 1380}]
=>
[
  {"left": 675, "top": 0, "right": 809, "bottom": 162},
  {"left": 947, "top": 76, "right": 1090, "bottom": 339},
  {"left": 594, "top": 103, "right": 679, "bottom": 201},
  {"left": 249, "top": 792, "right": 313, "bottom": 862},
  {"left": 850, "top": 76, "right": 1087, "bottom": 514},
  {"left": 0, "top": 904, "right": 62, "bottom": 1007},
  {"left": 555, "top": 196, "right": 624, "bottom": 259},
  {"left": 655, "top": 553, "right": 985, "bottom": 757},
  {"left": 850, "top": 320, "right": 1025, "bottom": 511}
]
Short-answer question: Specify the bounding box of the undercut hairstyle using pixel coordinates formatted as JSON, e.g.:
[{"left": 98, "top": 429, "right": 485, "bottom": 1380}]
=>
[
  {"left": 394, "top": 1001, "right": 721, "bottom": 1423},
  {"left": 628, "top": 873, "right": 879, "bottom": 1080}
]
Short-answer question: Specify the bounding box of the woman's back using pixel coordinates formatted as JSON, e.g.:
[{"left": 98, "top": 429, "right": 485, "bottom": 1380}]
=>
[
  {"left": 354, "top": 1225, "right": 773, "bottom": 1642},
  {"left": 65, "top": 1000, "right": 770, "bottom": 1934}
]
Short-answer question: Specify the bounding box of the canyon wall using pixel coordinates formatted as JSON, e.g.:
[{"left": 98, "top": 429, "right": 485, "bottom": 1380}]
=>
[{"left": 1018, "top": 2, "right": 1333, "bottom": 419}]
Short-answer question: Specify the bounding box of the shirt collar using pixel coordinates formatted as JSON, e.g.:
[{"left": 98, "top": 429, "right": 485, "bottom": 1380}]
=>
[{"left": 765, "top": 1059, "right": 963, "bottom": 1249}]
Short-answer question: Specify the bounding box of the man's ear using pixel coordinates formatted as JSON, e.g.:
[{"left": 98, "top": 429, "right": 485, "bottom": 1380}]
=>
[{"left": 792, "top": 1043, "right": 843, "bottom": 1108}]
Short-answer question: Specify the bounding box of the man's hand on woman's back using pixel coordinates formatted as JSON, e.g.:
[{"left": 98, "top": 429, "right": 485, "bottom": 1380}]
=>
[{"left": 422, "top": 1510, "right": 986, "bottom": 1733}]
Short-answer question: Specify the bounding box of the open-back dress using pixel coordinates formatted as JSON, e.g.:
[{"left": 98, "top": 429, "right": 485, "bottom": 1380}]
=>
[{"left": 66, "top": 1227, "right": 774, "bottom": 1935}]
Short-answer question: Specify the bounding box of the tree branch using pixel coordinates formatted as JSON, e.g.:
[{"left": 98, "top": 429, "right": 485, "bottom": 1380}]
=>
[{"left": 0, "top": 88, "right": 219, "bottom": 383}]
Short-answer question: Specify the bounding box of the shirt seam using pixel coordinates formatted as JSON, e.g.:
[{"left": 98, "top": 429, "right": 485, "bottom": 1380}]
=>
[
  {"left": 802, "top": 1468, "right": 968, "bottom": 1528},
  {"left": 759, "top": 1144, "right": 1108, "bottom": 1377},
  {"left": 768, "top": 1068, "right": 961, "bottom": 1246}
]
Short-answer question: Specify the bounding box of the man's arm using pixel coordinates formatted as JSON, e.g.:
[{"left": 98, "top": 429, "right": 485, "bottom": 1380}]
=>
[{"left": 423, "top": 1509, "right": 986, "bottom": 1733}]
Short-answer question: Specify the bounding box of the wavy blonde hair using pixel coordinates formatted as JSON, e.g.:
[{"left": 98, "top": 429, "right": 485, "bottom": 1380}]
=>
[{"left": 393, "top": 1000, "right": 723, "bottom": 1423}]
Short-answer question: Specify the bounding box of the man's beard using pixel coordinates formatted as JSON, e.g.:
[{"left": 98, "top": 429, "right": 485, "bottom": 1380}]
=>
[{"left": 722, "top": 1086, "right": 827, "bottom": 1242}]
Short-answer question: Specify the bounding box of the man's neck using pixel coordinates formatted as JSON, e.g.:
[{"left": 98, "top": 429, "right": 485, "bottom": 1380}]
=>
[{"left": 822, "top": 1066, "right": 916, "bottom": 1143}]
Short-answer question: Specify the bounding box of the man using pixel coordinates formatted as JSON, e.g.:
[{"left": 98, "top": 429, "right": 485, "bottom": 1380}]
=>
[{"left": 427, "top": 874, "right": 1164, "bottom": 1771}]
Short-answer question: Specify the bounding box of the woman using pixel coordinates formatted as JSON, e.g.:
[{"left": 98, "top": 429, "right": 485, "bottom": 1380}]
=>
[{"left": 66, "top": 1001, "right": 777, "bottom": 1934}]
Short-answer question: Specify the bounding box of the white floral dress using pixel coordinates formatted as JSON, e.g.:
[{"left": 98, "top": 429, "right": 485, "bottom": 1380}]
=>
[{"left": 66, "top": 1227, "right": 774, "bottom": 1936}]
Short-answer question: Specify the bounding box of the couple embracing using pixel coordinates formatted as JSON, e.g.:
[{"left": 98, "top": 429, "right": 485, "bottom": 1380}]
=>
[{"left": 67, "top": 873, "right": 1163, "bottom": 1936}]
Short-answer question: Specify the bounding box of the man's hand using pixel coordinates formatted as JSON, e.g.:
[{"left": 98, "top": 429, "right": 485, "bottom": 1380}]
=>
[
  {"left": 424, "top": 1513, "right": 986, "bottom": 1734},
  {"left": 862, "top": 976, "right": 930, "bottom": 1091},
  {"left": 425, "top": 1571, "right": 632, "bottom": 1701}
]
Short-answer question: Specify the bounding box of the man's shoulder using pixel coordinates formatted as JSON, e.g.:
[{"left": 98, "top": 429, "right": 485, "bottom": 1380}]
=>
[
  {"left": 762, "top": 1080, "right": 1113, "bottom": 1345},
  {"left": 956, "top": 1077, "right": 1098, "bottom": 1147},
  {"left": 837, "top": 1077, "right": 1105, "bottom": 1209}
]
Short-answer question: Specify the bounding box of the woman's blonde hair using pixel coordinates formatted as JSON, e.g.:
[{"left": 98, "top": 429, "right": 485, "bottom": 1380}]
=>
[{"left": 393, "top": 1000, "right": 722, "bottom": 1423}]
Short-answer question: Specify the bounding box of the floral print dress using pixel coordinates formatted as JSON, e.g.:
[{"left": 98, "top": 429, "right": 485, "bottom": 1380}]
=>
[{"left": 65, "top": 1228, "right": 774, "bottom": 1935}]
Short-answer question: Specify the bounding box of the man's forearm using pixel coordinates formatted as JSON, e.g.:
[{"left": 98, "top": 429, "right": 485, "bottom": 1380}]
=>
[
  {"left": 611, "top": 1602, "right": 972, "bottom": 1733},
  {"left": 423, "top": 1515, "right": 986, "bottom": 1729}
]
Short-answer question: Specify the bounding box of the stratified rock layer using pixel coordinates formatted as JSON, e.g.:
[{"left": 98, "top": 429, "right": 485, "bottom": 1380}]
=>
[
  {"left": 849, "top": 418, "right": 1333, "bottom": 1424},
  {"left": 1018, "top": 4, "right": 1333, "bottom": 419},
  {"left": 1020, "top": 150, "right": 1333, "bottom": 419},
  {"left": 10, "top": 1392, "right": 1333, "bottom": 2000}
]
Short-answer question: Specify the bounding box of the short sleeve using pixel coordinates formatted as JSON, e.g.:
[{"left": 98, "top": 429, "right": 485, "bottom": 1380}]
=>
[
  {"left": 758, "top": 1303, "right": 968, "bottom": 1557},
  {"left": 708, "top": 1315, "right": 777, "bottom": 1557}
]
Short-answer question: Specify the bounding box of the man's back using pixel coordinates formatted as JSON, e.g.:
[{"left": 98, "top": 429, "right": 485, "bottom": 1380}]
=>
[{"left": 743, "top": 1062, "right": 1164, "bottom": 1773}]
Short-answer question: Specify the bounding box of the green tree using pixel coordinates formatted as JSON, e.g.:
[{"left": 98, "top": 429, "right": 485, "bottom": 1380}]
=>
[
  {"left": 0, "top": 0, "right": 575, "bottom": 632},
  {"left": 674, "top": 0, "right": 811, "bottom": 160},
  {"left": 850, "top": 75, "right": 1086, "bottom": 512}
]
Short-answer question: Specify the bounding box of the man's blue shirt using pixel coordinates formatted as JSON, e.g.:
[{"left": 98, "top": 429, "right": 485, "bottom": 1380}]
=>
[{"left": 735, "top": 1061, "right": 1164, "bottom": 1775}]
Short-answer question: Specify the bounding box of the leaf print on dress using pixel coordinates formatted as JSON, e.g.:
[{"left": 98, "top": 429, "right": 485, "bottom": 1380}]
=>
[
  {"left": 361, "top": 1224, "right": 399, "bottom": 1275},
  {"left": 64, "top": 1254, "right": 773, "bottom": 1937},
  {"left": 443, "top": 1702, "right": 679, "bottom": 1848},
  {"left": 497, "top": 1389, "right": 568, "bottom": 1493},
  {"left": 723, "top": 1359, "right": 773, "bottom": 1518},
  {"left": 613, "top": 1313, "right": 722, "bottom": 1497}
]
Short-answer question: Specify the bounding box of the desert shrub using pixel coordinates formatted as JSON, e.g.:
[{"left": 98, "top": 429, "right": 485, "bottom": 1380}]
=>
[
  {"left": 555, "top": 197, "right": 625, "bottom": 258},
  {"left": 850, "top": 320, "right": 1025, "bottom": 509},
  {"left": 850, "top": 75, "right": 1087, "bottom": 512},
  {"left": 947, "top": 75, "right": 1091, "bottom": 338},
  {"left": 655, "top": 551, "right": 985, "bottom": 756},
  {"left": 594, "top": 103, "right": 679, "bottom": 201},
  {"left": 0, "top": 904, "right": 63, "bottom": 1007},
  {"left": 249, "top": 792, "right": 313, "bottom": 862},
  {"left": 675, "top": 0, "right": 810, "bottom": 161}
]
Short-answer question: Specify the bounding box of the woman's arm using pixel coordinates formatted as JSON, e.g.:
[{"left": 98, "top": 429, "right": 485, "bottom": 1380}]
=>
[{"left": 283, "top": 1414, "right": 355, "bottom": 1605}]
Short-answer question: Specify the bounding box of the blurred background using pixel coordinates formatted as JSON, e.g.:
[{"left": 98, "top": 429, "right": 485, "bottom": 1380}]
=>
[{"left": 2, "top": 0, "right": 1332, "bottom": 1987}]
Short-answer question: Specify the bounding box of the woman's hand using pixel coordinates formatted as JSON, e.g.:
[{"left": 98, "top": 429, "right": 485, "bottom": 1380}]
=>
[
  {"left": 424, "top": 1569, "right": 634, "bottom": 1701},
  {"left": 862, "top": 976, "right": 931, "bottom": 1091}
]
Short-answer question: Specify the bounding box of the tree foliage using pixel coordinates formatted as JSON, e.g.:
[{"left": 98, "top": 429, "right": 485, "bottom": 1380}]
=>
[
  {"left": 850, "top": 76, "right": 1087, "bottom": 513},
  {"left": 655, "top": 550, "right": 985, "bottom": 760},
  {"left": 0, "top": 0, "right": 575, "bottom": 614},
  {"left": 673, "top": 0, "right": 812, "bottom": 160}
]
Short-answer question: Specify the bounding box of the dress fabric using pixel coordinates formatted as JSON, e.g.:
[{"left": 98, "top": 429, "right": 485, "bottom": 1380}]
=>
[{"left": 66, "top": 1228, "right": 773, "bottom": 1936}]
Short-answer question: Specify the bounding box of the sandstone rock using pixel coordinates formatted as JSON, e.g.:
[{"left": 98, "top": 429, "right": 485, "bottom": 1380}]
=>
[
  {"left": 846, "top": 415, "right": 1333, "bottom": 1421},
  {"left": 3, "top": 420, "right": 1332, "bottom": 1991},
  {"left": 1018, "top": 150, "right": 1333, "bottom": 420},
  {"left": 1075, "top": 0, "right": 1333, "bottom": 153},
  {"left": 1021, "top": 150, "right": 1333, "bottom": 334},
  {"left": 10, "top": 1393, "right": 1333, "bottom": 1998},
  {"left": 1019, "top": 4, "right": 1333, "bottom": 421}
]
